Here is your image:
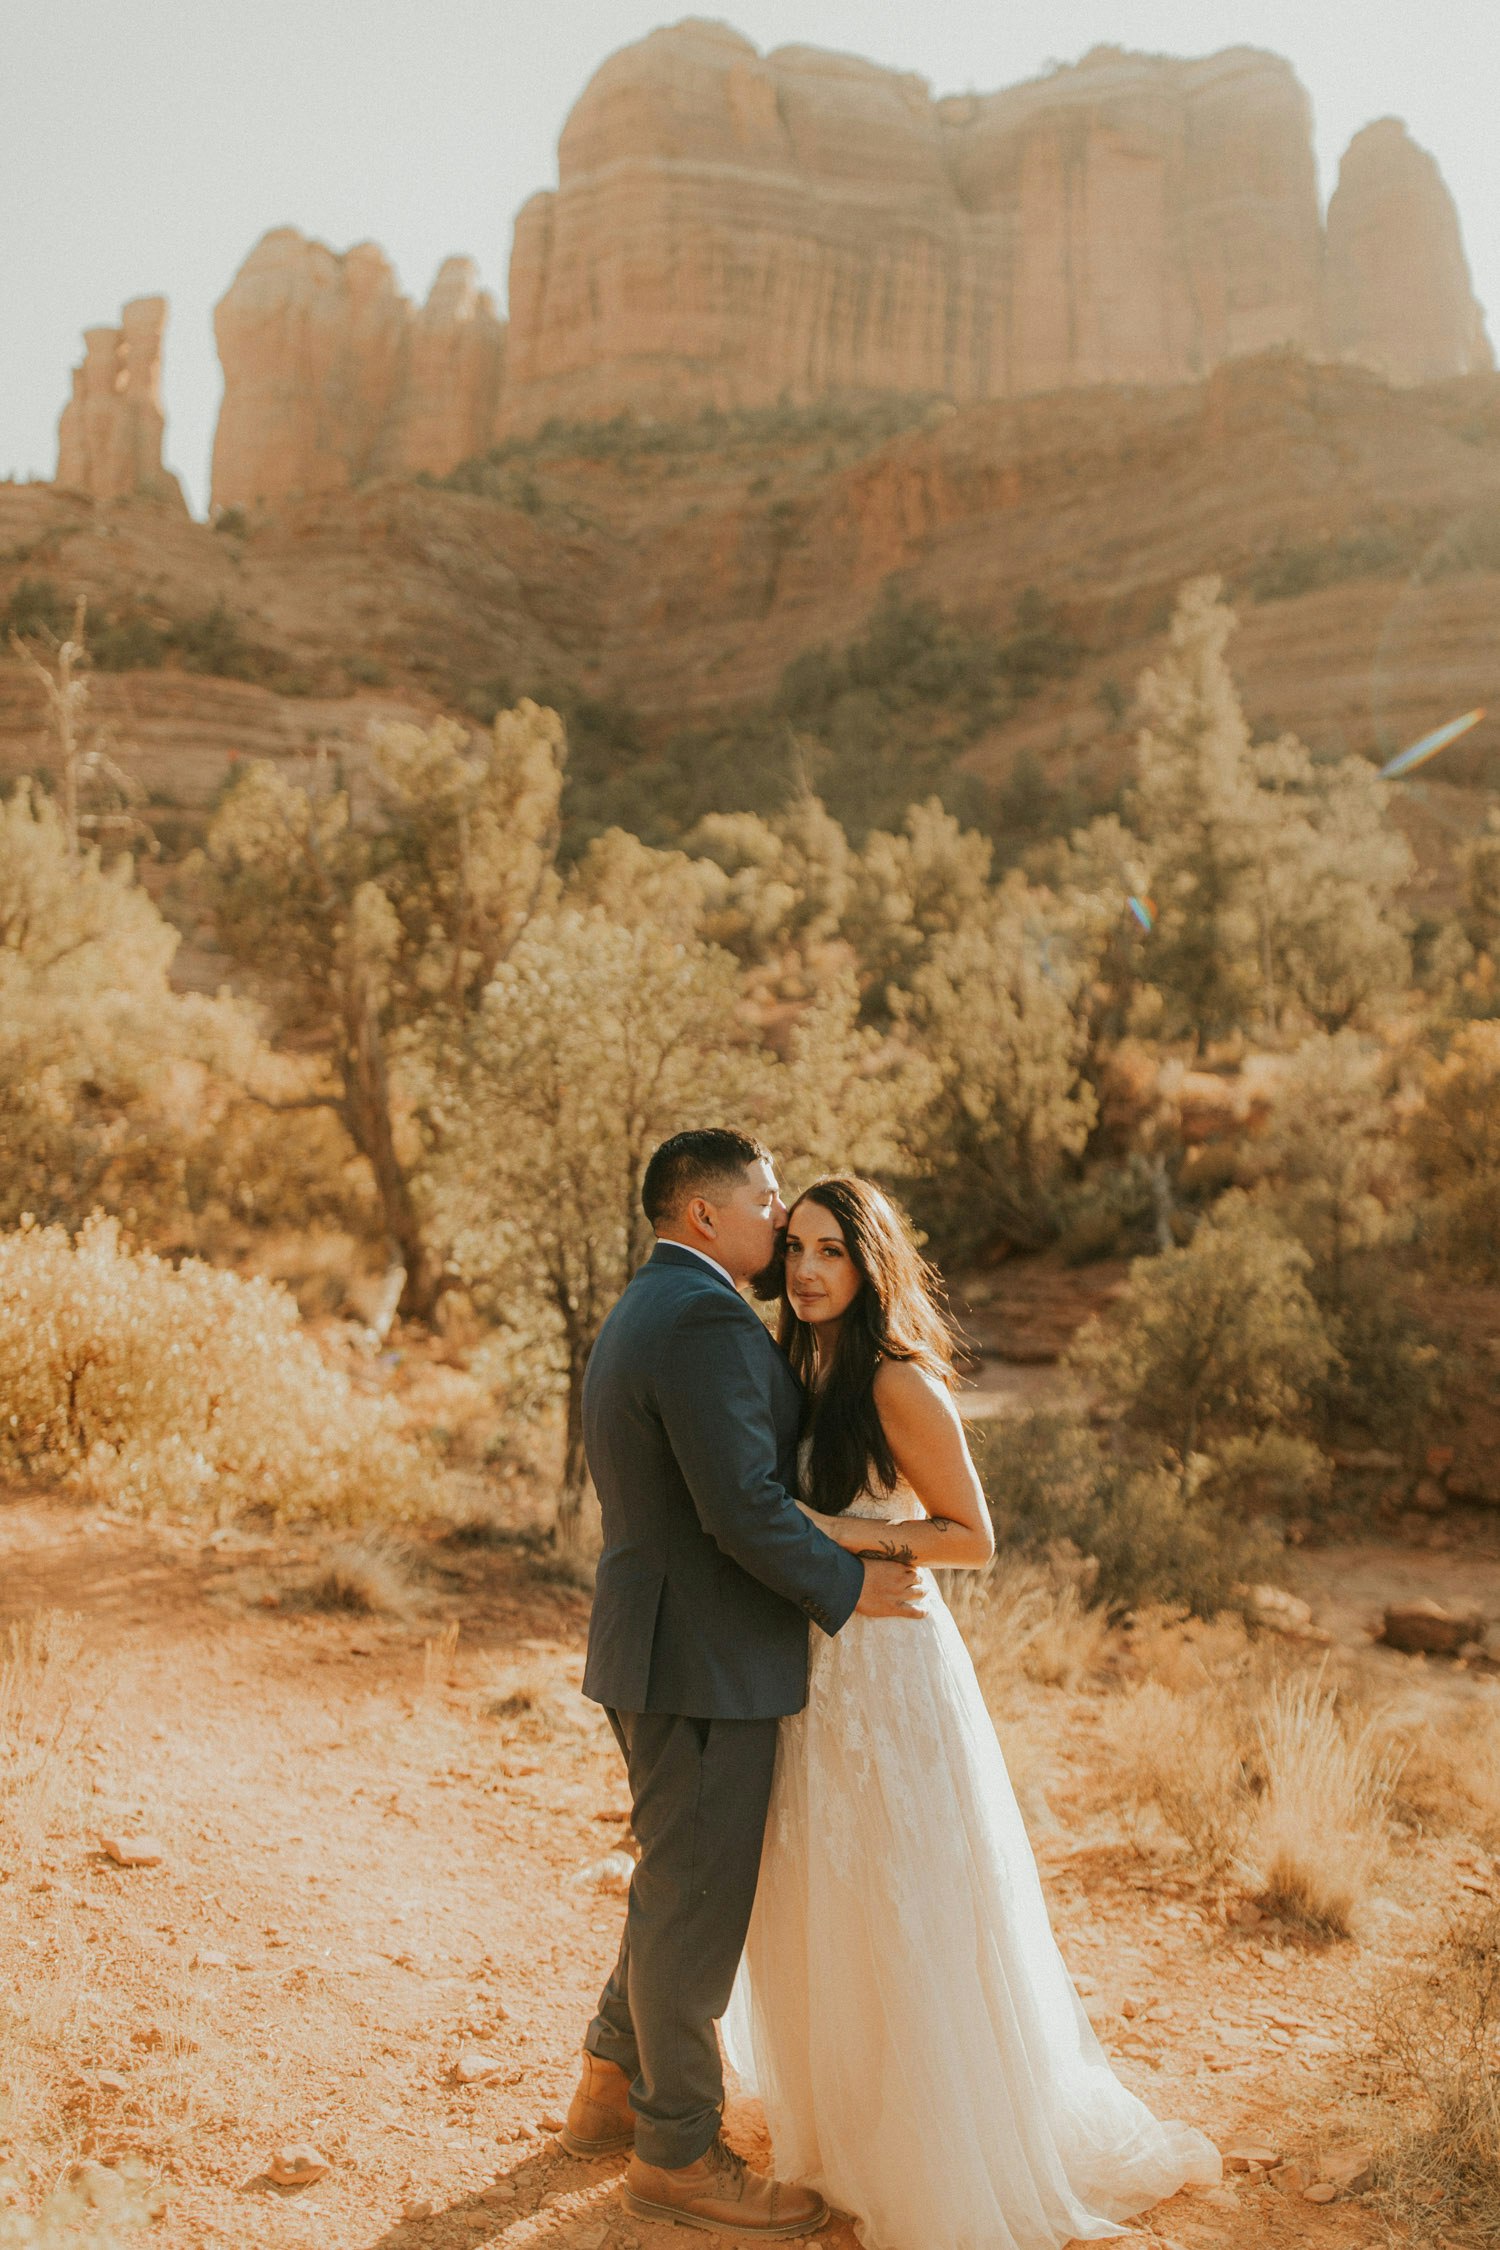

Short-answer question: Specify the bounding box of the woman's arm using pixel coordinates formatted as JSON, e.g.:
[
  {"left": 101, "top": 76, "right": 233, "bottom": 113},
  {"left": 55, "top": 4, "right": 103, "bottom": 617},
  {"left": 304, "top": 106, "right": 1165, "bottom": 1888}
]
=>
[{"left": 799, "top": 1360, "right": 996, "bottom": 1570}]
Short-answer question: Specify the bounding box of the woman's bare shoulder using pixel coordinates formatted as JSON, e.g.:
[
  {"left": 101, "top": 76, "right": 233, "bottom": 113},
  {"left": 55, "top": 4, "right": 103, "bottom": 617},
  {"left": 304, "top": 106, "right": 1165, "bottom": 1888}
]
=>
[{"left": 873, "top": 1356, "right": 956, "bottom": 1422}]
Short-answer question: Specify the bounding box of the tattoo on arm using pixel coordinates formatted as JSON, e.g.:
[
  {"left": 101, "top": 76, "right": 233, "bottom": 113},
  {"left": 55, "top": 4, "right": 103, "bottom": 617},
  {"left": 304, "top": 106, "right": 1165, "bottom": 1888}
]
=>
[{"left": 860, "top": 1538, "right": 917, "bottom": 1566}]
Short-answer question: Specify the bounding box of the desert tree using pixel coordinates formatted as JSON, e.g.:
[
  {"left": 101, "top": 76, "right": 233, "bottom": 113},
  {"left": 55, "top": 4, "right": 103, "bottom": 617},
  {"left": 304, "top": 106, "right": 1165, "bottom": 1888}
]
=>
[
  {"left": 1127, "top": 580, "right": 1410, "bottom": 1041},
  {"left": 688, "top": 793, "right": 854, "bottom": 974},
  {"left": 1071, "top": 1192, "right": 1335, "bottom": 1471},
  {"left": 1249, "top": 738, "right": 1411, "bottom": 1031},
  {"left": 843, "top": 797, "right": 996, "bottom": 1015},
  {"left": 1410, "top": 1021, "right": 1500, "bottom": 1280},
  {"left": 0, "top": 780, "right": 255, "bottom": 1234},
  {"left": 892, "top": 875, "right": 1099, "bottom": 1256},
  {"left": 1250, "top": 1031, "right": 1407, "bottom": 1300},
  {"left": 205, "top": 703, "right": 565, "bottom": 1315},
  {"left": 417, "top": 894, "right": 916, "bottom": 1550},
  {"left": 1127, "top": 578, "right": 1268, "bottom": 1040},
  {"left": 1461, "top": 809, "right": 1500, "bottom": 965}
]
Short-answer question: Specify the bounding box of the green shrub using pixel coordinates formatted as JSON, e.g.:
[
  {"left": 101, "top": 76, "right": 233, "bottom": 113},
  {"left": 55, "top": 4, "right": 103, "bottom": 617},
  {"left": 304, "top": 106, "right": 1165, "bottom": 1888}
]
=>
[
  {"left": 1, "top": 577, "right": 68, "bottom": 640},
  {"left": 969, "top": 1413, "right": 1272, "bottom": 1617}
]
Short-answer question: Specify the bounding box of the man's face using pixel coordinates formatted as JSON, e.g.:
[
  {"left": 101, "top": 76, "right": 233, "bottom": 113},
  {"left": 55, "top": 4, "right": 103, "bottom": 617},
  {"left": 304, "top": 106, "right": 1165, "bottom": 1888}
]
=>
[{"left": 704, "top": 1156, "right": 787, "bottom": 1286}]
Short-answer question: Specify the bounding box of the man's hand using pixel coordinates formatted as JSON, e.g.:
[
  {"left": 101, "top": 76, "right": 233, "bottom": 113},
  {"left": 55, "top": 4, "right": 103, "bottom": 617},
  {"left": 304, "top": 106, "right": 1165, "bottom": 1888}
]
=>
[{"left": 855, "top": 1556, "right": 926, "bottom": 1619}]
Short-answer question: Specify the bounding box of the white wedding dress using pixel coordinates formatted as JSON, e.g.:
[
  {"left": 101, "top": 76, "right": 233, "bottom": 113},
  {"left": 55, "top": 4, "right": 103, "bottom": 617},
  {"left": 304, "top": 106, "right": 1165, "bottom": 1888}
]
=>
[{"left": 723, "top": 1474, "right": 1220, "bottom": 2250}]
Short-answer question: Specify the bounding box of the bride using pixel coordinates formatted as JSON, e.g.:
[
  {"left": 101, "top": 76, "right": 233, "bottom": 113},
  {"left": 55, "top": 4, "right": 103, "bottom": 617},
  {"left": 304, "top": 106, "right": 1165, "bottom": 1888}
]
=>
[{"left": 724, "top": 1176, "right": 1220, "bottom": 2250}]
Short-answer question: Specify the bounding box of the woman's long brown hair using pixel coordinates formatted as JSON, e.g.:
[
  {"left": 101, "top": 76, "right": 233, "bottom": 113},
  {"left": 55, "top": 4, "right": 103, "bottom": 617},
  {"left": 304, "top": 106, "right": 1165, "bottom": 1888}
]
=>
[{"left": 777, "top": 1176, "right": 960, "bottom": 1516}]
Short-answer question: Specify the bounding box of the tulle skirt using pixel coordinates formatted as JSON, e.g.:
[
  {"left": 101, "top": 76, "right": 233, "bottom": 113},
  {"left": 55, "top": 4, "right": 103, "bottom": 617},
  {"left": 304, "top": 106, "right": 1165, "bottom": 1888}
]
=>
[{"left": 723, "top": 1577, "right": 1221, "bottom": 2250}]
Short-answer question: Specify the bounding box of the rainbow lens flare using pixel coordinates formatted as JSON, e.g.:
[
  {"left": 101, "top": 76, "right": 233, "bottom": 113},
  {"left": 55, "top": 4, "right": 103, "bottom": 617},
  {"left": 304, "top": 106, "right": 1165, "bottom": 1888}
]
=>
[
  {"left": 1127, "top": 895, "right": 1156, "bottom": 933},
  {"left": 1379, "top": 708, "right": 1486, "bottom": 780}
]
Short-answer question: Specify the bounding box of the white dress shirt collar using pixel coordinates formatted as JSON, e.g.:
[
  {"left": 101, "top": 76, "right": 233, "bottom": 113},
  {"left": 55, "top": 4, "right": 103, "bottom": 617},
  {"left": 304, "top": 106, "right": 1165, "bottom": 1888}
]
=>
[{"left": 666, "top": 1241, "right": 738, "bottom": 1290}]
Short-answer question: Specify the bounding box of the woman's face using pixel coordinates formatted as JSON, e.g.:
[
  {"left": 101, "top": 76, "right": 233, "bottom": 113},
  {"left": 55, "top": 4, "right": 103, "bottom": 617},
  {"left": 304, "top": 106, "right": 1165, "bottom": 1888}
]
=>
[{"left": 784, "top": 1199, "right": 863, "bottom": 1330}]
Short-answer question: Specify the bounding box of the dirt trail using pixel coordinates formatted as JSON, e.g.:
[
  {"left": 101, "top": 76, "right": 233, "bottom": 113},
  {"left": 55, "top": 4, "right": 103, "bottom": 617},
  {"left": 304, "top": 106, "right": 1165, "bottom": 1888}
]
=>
[{"left": 1, "top": 1489, "right": 1475, "bottom": 2249}]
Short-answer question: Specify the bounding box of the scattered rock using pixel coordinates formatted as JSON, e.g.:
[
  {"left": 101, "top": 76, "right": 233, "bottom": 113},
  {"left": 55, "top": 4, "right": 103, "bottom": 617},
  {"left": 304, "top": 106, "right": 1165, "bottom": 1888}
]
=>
[
  {"left": 453, "top": 2050, "right": 506, "bottom": 2085},
  {"left": 267, "top": 2144, "right": 329, "bottom": 2188},
  {"left": 1227, "top": 1900, "right": 1264, "bottom": 1928},
  {"left": 571, "top": 1850, "right": 635, "bottom": 1894},
  {"left": 1303, "top": 2179, "right": 1338, "bottom": 2203},
  {"left": 1321, "top": 2146, "right": 1374, "bottom": 2193},
  {"left": 1274, "top": 2161, "right": 1311, "bottom": 2196},
  {"left": 1244, "top": 1585, "right": 1327, "bottom": 1640},
  {"left": 572, "top": 2226, "right": 611, "bottom": 2250},
  {"left": 99, "top": 1834, "right": 163, "bottom": 1868},
  {"left": 537, "top": 2111, "right": 566, "bottom": 2133},
  {"left": 1382, "top": 1598, "right": 1485, "bottom": 1654},
  {"left": 402, "top": 2199, "right": 434, "bottom": 2221},
  {"left": 192, "top": 1949, "right": 231, "bottom": 1970},
  {"left": 94, "top": 2070, "right": 129, "bottom": 2094},
  {"left": 478, "top": 2182, "right": 515, "bottom": 2205},
  {"left": 1224, "top": 2145, "right": 1280, "bottom": 2171}
]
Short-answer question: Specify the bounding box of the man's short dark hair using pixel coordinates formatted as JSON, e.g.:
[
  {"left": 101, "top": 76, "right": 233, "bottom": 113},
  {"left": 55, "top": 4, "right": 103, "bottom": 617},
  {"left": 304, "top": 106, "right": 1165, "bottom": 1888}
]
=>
[{"left": 642, "top": 1128, "right": 770, "bottom": 1229}]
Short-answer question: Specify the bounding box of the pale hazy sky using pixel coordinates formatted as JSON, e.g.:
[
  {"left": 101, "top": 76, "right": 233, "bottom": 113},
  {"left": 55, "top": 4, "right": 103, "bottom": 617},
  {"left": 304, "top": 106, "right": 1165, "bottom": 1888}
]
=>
[{"left": 5, "top": 2, "right": 1497, "bottom": 513}]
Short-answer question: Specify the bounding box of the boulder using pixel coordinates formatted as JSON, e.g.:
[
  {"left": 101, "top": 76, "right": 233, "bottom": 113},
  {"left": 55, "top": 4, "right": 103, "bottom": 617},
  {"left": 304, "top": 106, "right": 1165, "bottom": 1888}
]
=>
[
  {"left": 55, "top": 297, "right": 187, "bottom": 510},
  {"left": 1381, "top": 1598, "right": 1485, "bottom": 1654}
]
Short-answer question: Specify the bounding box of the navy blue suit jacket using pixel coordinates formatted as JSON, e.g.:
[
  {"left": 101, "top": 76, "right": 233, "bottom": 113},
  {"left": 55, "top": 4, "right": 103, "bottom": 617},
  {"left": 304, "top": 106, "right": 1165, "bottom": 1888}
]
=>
[{"left": 581, "top": 1243, "right": 864, "bottom": 1719}]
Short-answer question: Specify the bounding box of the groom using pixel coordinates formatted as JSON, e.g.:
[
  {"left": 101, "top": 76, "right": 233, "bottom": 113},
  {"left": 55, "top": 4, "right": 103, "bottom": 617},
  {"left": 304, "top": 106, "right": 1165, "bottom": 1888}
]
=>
[{"left": 562, "top": 1128, "right": 922, "bottom": 2237}]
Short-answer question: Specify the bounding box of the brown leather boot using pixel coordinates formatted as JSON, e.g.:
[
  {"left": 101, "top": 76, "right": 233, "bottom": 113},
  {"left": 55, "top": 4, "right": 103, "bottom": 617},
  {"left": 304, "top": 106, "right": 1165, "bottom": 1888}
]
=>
[
  {"left": 559, "top": 2051, "right": 635, "bottom": 2158},
  {"left": 624, "top": 2135, "right": 827, "bottom": 2237}
]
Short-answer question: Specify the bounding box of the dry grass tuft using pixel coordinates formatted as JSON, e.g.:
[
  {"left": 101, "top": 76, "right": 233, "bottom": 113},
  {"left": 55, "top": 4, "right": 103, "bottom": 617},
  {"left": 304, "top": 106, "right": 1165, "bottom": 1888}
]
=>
[
  {"left": 953, "top": 1548, "right": 1112, "bottom": 1695},
  {"left": 0, "top": 1613, "right": 99, "bottom": 1864},
  {"left": 1248, "top": 1664, "right": 1404, "bottom": 1939},
  {"left": 1377, "top": 1688, "right": 1500, "bottom": 1849},
  {"left": 1099, "top": 1677, "right": 1255, "bottom": 1874},
  {"left": 1369, "top": 1903, "right": 1500, "bottom": 2244},
  {"left": 306, "top": 1535, "right": 413, "bottom": 1616}
]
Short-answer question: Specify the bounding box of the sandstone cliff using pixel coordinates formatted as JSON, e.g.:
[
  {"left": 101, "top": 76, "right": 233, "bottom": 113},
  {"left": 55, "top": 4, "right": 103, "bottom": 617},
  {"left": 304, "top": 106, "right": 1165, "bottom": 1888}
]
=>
[
  {"left": 210, "top": 232, "right": 506, "bottom": 509},
  {"left": 200, "top": 27, "right": 1491, "bottom": 508},
  {"left": 1326, "top": 119, "right": 1493, "bottom": 387},
  {"left": 500, "top": 21, "right": 1488, "bottom": 433},
  {"left": 55, "top": 297, "right": 186, "bottom": 510}
]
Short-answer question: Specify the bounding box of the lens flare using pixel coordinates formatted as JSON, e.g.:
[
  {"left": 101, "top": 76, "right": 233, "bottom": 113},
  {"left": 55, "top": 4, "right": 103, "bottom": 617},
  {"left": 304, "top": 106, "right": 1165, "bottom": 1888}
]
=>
[
  {"left": 1127, "top": 895, "right": 1156, "bottom": 933},
  {"left": 1379, "top": 708, "right": 1486, "bottom": 780}
]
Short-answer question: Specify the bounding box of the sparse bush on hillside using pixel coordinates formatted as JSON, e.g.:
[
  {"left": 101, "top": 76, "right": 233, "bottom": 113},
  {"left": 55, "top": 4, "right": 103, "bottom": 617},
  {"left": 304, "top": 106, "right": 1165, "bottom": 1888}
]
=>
[
  {"left": 0, "top": 1216, "right": 425, "bottom": 1524},
  {"left": 1070, "top": 1193, "right": 1335, "bottom": 1467},
  {"left": 969, "top": 1412, "right": 1271, "bottom": 1618}
]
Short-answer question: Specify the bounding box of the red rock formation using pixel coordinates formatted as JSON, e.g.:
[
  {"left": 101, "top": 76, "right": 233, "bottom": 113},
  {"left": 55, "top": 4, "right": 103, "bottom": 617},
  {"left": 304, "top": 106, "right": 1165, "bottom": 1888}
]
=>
[
  {"left": 210, "top": 233, "right": 506, "bottom": 510},
  {"left": 1325, "top": 119, "right": 1493, "bottom": 387},
  {"left": 55, "top": 297, "right": 186, "bottom": 509},
  {"left": 500, "top": 25, "right": 1330, "bottom": 432},
  {"left": 398, "top": 257, "right": 507, "bottom": 478}
]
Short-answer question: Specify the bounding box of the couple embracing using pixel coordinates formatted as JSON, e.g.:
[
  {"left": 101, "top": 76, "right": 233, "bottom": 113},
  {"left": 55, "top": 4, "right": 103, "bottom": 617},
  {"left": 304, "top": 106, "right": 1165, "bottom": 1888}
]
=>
[{"left": 562, "top": 1129, "right": 1219, "bottom": 2249}]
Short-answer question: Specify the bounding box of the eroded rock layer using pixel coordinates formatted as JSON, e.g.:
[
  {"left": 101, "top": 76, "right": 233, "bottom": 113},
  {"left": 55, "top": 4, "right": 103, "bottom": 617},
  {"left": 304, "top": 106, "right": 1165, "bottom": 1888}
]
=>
[
  {"left": 500, "top": 21, "right": 1489, "bottom": 433},
  {"left": 56, "top": 297, "right": 186, "bottom": 510}
]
